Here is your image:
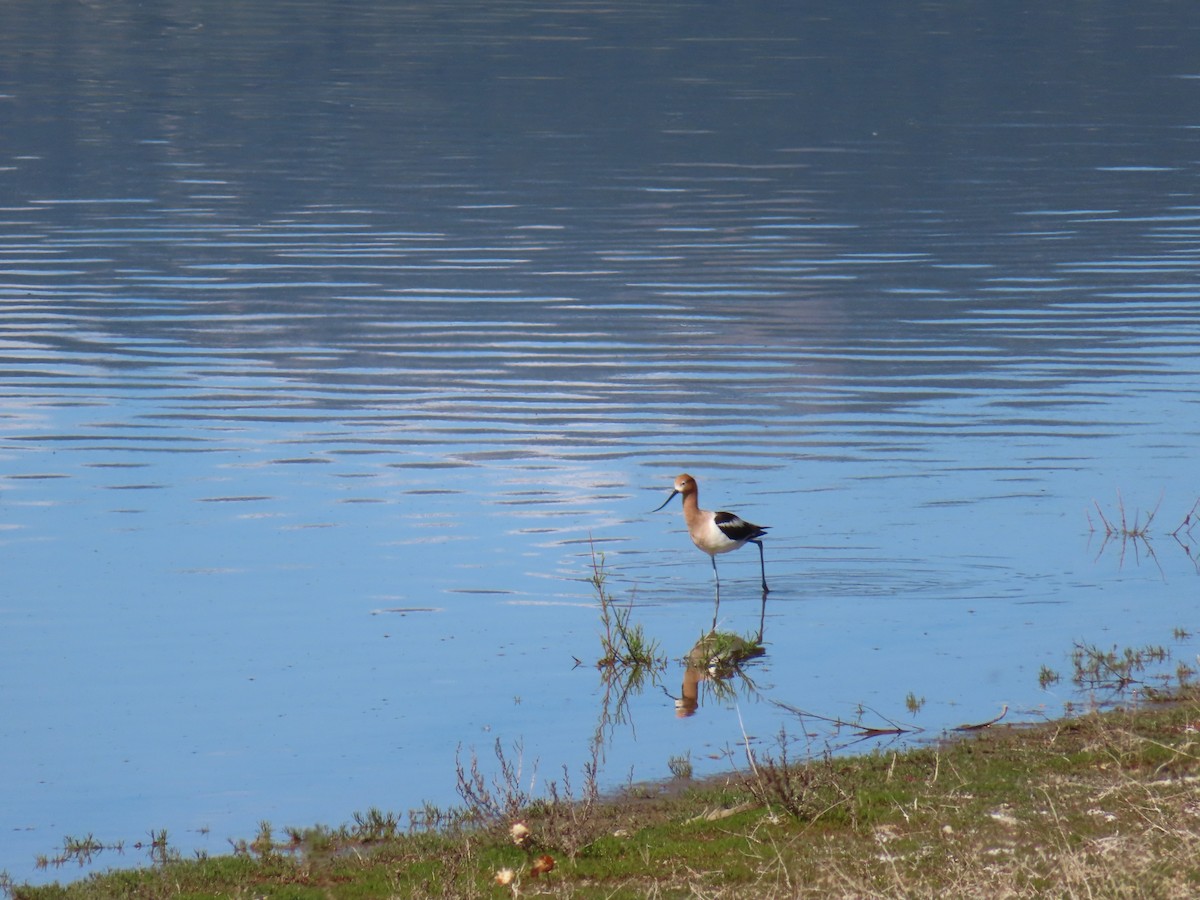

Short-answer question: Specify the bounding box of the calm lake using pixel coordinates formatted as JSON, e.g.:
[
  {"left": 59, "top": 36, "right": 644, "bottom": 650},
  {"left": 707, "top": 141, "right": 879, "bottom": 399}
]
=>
[{"left": 3, "top": 1, "right": 1200, "bottom": 885}]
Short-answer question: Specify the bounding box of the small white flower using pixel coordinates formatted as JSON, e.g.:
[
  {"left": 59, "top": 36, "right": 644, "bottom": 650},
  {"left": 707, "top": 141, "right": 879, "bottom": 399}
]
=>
[{"left": 510, "top": 822, "right": 531, "bottom": 846}]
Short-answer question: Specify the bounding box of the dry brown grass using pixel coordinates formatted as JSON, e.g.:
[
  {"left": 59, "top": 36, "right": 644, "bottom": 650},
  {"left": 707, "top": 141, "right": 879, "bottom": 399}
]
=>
[{"left": 716, "top": 704, "right": 1200, "bottom": 899}]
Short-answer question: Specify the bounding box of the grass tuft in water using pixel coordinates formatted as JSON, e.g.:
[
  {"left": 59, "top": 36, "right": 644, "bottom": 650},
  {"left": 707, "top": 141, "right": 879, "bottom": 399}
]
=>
[
  {"left": 1038, "top": 664, "right": 1061, "bottom": 689},
  {"left": 1070, "top": 641, "right": 1169, "bottom": 693},
  {"left": 1054, "top": 634, "right": 1200, "bottom": 715},
  {"left": 590, "top": 543, "right": 666, "bottom": 671},
  {"left": 33, "top": 834, "right": 127, "bottom": 873}
]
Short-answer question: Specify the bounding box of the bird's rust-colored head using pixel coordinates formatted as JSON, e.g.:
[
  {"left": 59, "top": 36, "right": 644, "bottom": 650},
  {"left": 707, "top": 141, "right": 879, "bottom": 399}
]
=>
[{"left": 652, "top": 473, "right": 697, "bottom": 511}]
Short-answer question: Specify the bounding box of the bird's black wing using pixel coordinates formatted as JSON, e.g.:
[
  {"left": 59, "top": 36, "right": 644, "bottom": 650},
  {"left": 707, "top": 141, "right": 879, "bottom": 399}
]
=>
[{"left": 714, "top": 510, "right": 768, "bottom": 542}]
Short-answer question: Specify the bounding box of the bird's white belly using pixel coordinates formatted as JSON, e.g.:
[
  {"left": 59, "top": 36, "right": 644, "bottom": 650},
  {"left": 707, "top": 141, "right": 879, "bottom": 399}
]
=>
[{"left": 690, "top": 518, "right": 742, "bottom": 556}]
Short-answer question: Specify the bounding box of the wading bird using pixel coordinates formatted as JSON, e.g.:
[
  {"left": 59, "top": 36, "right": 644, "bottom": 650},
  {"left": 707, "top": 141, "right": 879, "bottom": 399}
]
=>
[{"left": 653, "top": 473, "right": 769, "bottom": 626}]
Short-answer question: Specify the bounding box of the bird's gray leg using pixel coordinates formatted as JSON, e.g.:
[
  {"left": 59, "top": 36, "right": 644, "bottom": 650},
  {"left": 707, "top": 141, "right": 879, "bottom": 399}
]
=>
[
  {"left": 711, "top": 555, "right": 720, "bottom": 631},
  {"left": 753, "top": 539, "right": 769, "bottom": 593}
]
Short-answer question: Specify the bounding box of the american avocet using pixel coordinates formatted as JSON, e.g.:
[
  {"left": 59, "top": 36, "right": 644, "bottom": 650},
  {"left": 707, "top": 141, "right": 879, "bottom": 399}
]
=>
[{"left": 653, "top": 473, "right": 769, "bottom": 623}]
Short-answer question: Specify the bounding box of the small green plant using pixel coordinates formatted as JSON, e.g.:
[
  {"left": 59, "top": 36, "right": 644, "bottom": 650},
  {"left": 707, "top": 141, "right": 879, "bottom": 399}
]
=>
[
  {"left": 905, "top": 692, "right": 925, "bottom": 714},
  {"left": 62, "top": 834, "right": 105, "bottom": 865},
  {"left": 230, "top": 823, "right": 280, "bottom": 862},
  {"left": 285, "top": 824, "right": 323, "bottom": 852},
  {"left": 685, "top": 630, "right": 765, "bottom": 680},
  {"left": 351, "top": 807, "right": 400, "bottom": 841},
  {"left": 668, "top": 752, "right": 693, "bottom": 780},
  {"left": 1039, "top": 665, "right": 1061, "bottom": 689},
  {"left": 1176, "top": 660, "right": 1196, "bottom": 686},
  {"left": 146, "top": 828, "right": 177, "bottom": 866},
  {"left": 250, "top": 822, "right": 275, "bottom": 860}
]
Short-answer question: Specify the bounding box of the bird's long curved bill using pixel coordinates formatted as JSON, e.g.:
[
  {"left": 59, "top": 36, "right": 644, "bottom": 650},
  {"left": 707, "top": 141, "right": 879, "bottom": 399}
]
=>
[{"left": 651, "top": 489, "right": 679, "bottom": 513}]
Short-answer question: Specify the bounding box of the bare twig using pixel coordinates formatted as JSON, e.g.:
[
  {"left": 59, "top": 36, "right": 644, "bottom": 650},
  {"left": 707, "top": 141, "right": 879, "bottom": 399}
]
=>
[{"left": 954, "top": 704, "right": 1009, "bottom": 731}]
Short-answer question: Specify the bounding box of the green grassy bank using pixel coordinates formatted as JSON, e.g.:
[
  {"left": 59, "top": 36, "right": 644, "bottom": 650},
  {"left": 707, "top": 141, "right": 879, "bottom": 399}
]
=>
[{"left": 9, "top": 682, "right": 1200, "bottom": 900}]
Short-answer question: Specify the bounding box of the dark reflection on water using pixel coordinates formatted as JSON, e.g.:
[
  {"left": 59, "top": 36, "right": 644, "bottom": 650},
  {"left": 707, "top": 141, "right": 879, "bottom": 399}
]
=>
[{"left": 3, "top": 0, "right": 1200, "bottom": 885}]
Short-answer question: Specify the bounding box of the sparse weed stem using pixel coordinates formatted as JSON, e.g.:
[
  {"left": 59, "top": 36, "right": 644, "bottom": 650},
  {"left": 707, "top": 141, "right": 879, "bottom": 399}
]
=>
[
  {"left": 1090, "top": 493, "right": 1200, "bottom": 575},
  {"left": 454, "top": 738, "right": 534, "bottom": 828},
  {"left": 1089, "top": 491, "right": 1176, "bottom": 575},
  {"left": 1171, "top": 497, "right": 1200, "bottom": 537},
  {"left": 1091, "top": 490, "right": 1162, "bottom": 538},
  {"left": 452, "top": 737, "right": 605, "bottom": 861},
  {"left": 740, "top": 726, "right": 854, "bottom": 825},
  {"left": 668, "top": 752, "right": 694, "bottom": 780}
]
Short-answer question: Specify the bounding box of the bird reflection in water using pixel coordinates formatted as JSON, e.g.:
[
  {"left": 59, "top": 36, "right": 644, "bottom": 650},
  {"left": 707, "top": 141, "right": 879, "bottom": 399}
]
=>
[{"left": 675, "top": 626, "right": 767, "bottom": 718}]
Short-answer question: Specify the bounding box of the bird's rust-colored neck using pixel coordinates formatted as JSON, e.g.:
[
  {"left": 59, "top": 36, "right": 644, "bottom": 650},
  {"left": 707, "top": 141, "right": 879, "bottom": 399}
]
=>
[{"left": 674, "top": 473, "right": 703, "bottom": 528}]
